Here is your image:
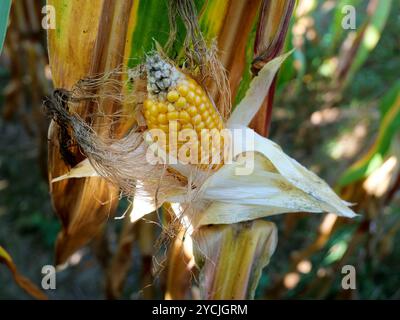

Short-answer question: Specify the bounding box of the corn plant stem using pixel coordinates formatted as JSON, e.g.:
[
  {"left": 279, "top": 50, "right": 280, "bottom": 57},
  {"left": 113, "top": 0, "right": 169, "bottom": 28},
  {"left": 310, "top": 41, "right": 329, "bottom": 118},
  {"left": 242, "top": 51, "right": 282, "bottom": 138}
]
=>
[{"left": 249, "top": 0, "right": 295, "bottom": 137}]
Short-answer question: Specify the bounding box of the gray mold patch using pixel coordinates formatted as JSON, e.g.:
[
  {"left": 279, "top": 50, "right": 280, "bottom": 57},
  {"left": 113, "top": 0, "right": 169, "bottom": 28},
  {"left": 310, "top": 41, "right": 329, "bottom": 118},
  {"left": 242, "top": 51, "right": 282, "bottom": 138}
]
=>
[{"left": 145, "top": 53, "right": 181, "bottom": 96}]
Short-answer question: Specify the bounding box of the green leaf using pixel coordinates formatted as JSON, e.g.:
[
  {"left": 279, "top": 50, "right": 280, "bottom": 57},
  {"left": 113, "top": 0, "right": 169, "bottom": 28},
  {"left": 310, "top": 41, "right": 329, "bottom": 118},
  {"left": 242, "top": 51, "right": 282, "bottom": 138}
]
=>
[
  {"left": 233, "top": 23, "right": 257, "bottom": 107},
  {"left": 127, "top": 0, "right": 172, "bottom": 69},
  {"left": 343, "top": 0, "right": 392, "bottom": 86},
  {"left": 0, "top": 245, "right": 48, "bottom": 300},
  {"left": 0, "top": 0, "right": 11, "bottom": 53},
  {"left": 338, "top": 80, "right": 400, "bottom": 186},
  {"left": 328, "top": 0, "right": 361, "bottom": 53},
  {"left": 379, "top": 81, "right": 400, "bottom": 118}
]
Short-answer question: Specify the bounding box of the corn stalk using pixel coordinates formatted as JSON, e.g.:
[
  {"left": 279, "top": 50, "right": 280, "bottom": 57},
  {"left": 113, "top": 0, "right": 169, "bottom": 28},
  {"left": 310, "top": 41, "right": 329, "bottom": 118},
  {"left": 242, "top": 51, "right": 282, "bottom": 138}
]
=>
[{"left": 249, "top": 0, "right": 295, "bottom": 137}]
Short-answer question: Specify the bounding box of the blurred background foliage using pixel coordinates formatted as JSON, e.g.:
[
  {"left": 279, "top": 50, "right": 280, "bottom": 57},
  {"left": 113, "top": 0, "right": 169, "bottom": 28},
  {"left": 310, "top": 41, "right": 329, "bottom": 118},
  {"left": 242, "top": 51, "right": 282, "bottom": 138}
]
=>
[{"left": 0, "top": 0, "right": 399, "bottom": 299}]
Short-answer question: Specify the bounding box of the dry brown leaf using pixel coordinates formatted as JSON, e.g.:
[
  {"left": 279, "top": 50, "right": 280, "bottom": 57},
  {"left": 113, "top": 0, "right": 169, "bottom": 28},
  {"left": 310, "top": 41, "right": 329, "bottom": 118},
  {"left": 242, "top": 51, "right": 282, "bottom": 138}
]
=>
[
  {"left": 0, "top": 246, "right": 48, "bottom": 300},
  {"left": 47, "top": 0, "right": 136, "bottom": 264},
  {"left": 105, "top": 214, "right": 137, "bottom": 299},
  {"left": 165, "top": 228, "right": 195, "bottom": 300}
]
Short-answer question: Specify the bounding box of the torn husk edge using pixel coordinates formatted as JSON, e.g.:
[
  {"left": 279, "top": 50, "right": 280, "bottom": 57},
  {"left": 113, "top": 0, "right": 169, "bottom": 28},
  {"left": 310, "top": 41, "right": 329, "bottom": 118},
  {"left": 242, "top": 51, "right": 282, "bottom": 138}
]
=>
[{"left": 192, "top": 220, "right": 277, "bottom": 299}]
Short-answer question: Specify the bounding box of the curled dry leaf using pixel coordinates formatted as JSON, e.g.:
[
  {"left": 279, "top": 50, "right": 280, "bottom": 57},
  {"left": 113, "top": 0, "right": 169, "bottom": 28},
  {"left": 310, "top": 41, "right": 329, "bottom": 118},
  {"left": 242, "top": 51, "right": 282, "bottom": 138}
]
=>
[
  {"left": 227, "top": 51, "right": 293, "bottom": 128},
  {"left": 0, "top": 246, "right": 48, "bottom": 300},
  {"left": 51, "top": 158, "right": 99, "bottom": 182}
]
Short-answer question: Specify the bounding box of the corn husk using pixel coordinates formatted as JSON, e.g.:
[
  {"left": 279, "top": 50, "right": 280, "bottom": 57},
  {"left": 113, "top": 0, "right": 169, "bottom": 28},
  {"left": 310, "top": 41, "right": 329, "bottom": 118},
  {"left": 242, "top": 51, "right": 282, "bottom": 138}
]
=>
[{"left": 192, "top": 220, "right": 277, "bottom": 299}]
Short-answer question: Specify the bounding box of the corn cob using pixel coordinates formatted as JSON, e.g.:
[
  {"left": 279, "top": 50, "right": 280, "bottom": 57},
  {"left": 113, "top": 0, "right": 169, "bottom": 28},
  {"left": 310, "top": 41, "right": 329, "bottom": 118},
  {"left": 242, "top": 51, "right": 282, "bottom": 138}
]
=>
[{"left": 143, "top": 54, "right": 224, "bottom": 167}]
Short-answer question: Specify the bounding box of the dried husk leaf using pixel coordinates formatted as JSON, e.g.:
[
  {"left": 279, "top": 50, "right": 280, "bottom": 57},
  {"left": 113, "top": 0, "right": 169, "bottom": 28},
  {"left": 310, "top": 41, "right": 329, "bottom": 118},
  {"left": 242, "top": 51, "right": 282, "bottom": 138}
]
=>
[
  {"left": 51, "top": 158, "right": 99, "bottom": 182},
  {"left": 47, "top": 0, "right": 135, "bottom": 264},
  {"left": 193, "top": 131, "right": 356, "bottom": 226},
  {"left": 227, "top": 51, "right": 292, "bottom": 128},
  {"left": 165, "top": 228, "right": 195, "bottom": 300},
  {"left": 192, "top": 220, "right": 277, "bottom": 299},
  {"left": 0, "top": 246, "right": 48, "bottom": 300}
]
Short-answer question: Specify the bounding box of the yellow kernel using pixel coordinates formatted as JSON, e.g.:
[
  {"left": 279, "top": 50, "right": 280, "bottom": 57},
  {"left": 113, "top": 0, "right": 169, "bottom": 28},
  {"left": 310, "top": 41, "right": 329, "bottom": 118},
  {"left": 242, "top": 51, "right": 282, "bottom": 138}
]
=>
[
  {"left": 209, "top": 114, "right": 218, "bottom": 124},
  {"left": 158, "top": 114, "right": 168, "bottom": 124},
  {"left": 187, "top": 106, "right": 198, "bottom": 117},
  {"left": 159, "top": 124, "right": 169, "bottom": 132},
  {"left": 194, "top": 96, "right": 202, "bottom": 106},
  {"left": 198, "top": 103, "right": 207, "bottom": 113},
  {"left": 186, "top": 91, "right": 195, "bottom": 104},
  {"left": 201, "top": 111, "right": 210, "bottom": 121},
  {"left": 167, "top": 111, "right": 179, "bottom": 121},
  {"left": 192, "top": 114, "right": 202, "bottom": 125},
  {"left": 144, "top": 99, "right": 153, "bottom": 110},
  {"left": 175, "top": 97, "right": 187, "bottom": 108},
  {"left": 144, "top": 110, "right": 151, "bottom": 119},
  {"left": 182, "top": 123, "right": 193, "bottom": 130},
  {"left": 167, "top": 103, "right": 176, "bottom": 112},
  {"left": 149, "top": 116, "right": 158, "bottom": 124},
  {"left": 179, "top": 110, "right": 191, "bottom": 124},
  {"left": 178, "top": 85, "right": 189, "bottom": 97},
  {"left": 167, "top": 90, "right": 179, "bottom": 102},
  {"left": 158, "top": 103, "right": 168, "bottom": 113},
  {"left": 196, "top": 88, "right": 203, "bottom": 95},
  {"left": 189, "top": 82, "right": 196, "bottom": 90},
  {"left": 205, "top": 117, "right": 214, "bottom": 128},
  {"left": 196, "top": 122, "right": 205, "bottom": 131},
  {"left": 149, "top": 104, "right": 158, "bottom": 116}
]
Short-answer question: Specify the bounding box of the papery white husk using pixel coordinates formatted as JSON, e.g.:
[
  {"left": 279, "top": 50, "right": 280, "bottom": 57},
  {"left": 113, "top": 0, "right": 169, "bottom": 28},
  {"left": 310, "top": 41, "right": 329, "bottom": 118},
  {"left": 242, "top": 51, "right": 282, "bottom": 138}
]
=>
[{"left": 180, "top": 132, "right": 357, "bottom": 227}]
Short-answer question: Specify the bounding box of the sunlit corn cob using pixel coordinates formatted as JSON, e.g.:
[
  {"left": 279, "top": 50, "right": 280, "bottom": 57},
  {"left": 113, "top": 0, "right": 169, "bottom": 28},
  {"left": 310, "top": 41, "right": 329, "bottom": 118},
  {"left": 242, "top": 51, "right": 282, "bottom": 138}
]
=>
[{"left": 143, "top": 54, "right": 224, "bottom": 167}]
